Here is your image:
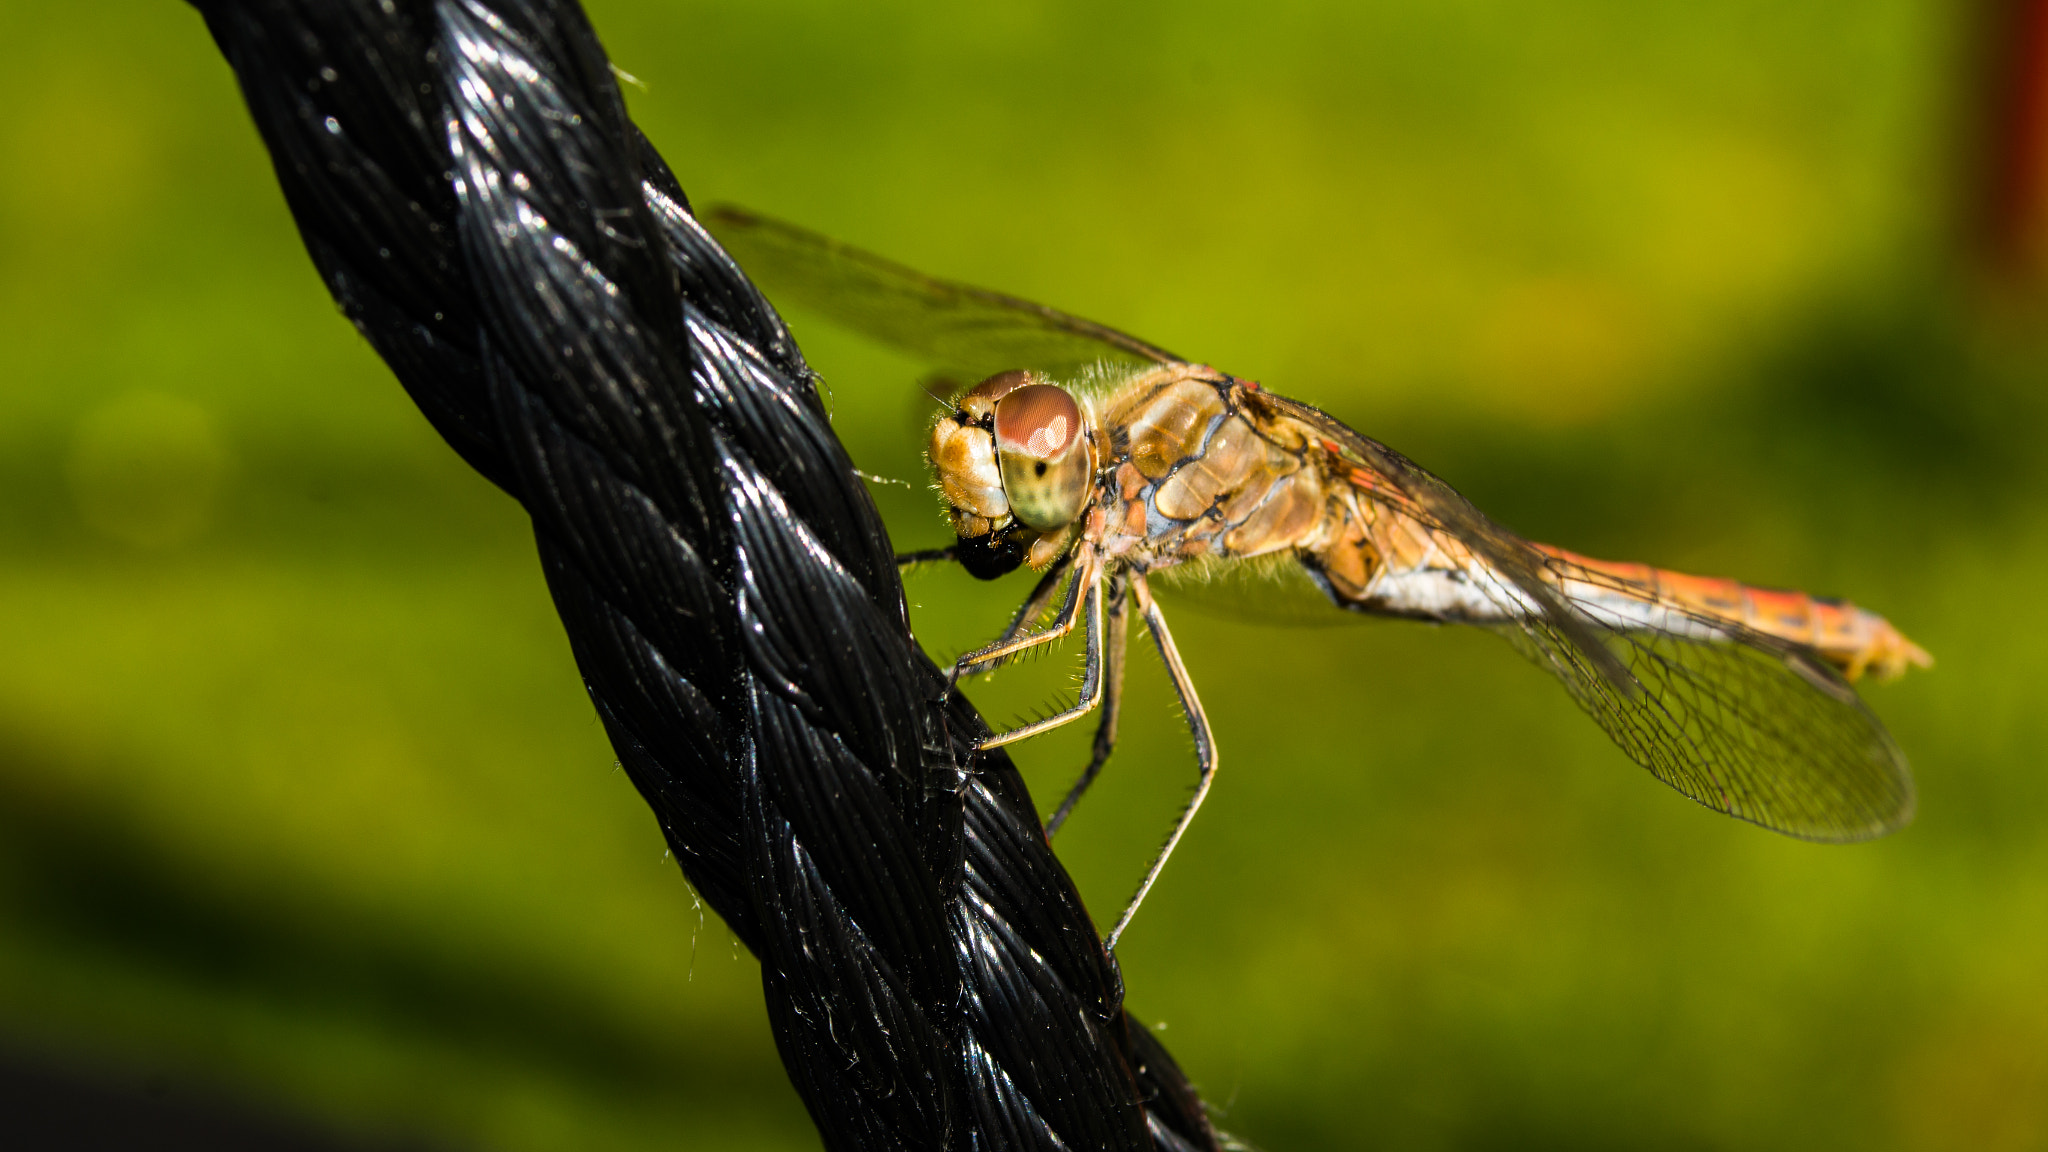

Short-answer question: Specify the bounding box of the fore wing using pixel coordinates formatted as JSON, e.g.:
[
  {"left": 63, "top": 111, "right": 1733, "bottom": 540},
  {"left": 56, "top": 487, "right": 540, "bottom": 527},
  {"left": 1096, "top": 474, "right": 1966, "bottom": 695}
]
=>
[
  {"left": 705, "top": 206, "right": 1181, "bottom": 383},
  {"left": 1255, "top": 390, "right": 1915, "bottom": 842}
]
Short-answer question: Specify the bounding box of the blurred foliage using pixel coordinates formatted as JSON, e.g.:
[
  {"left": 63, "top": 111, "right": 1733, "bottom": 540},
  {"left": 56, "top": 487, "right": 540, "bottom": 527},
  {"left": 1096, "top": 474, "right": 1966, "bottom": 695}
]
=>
[{"left": 1, "top": 1, "right": 2044, "bottom": 1149}]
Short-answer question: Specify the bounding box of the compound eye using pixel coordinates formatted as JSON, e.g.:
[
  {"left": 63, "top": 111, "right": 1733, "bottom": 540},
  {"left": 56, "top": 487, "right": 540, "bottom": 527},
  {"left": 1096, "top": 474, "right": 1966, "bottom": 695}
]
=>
[
  {"left": 957, "top": 369, "right": 1037, "bottom": 421},
  {"left": 993, "top": 384, "right": 1078, "bottom": 459},
  {"left": 993, "top": 384, "right": 1091, "bottom": 531}
]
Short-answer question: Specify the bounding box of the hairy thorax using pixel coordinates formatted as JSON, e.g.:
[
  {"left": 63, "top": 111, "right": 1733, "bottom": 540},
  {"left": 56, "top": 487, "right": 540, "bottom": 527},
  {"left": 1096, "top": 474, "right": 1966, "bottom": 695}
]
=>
[{"left": 1090, "top": 366, "right": 1333, "bottom": 573}]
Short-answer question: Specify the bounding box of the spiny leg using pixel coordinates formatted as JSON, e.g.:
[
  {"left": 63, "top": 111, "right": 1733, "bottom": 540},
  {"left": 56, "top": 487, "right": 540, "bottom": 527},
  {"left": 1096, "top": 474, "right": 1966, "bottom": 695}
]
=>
[
  {"left": 1047, "top": 573, "right": 1130, "bottom": 838},
  {"left": 976, "top": 565, "right": 1108, "bottom": 751},
  {"left": 993, "top": 552, "right": 1075, "bottom": 651},
  {"left": 919, "top": 549, "right": 1070, "bottom": 768},
  {"left": 941, "top": 552, "right": 1093, "bottom": 766},
  {"left": 954, "top": 549, "right": 1099, "bottom": 678},
  {"left": 1105, "top": 572, "right": 1216, "bottom": 951}
]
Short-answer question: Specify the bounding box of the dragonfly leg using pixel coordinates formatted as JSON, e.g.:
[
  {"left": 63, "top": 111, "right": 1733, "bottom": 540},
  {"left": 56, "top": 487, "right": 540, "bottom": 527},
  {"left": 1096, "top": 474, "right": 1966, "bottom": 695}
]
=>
[
  {"left": 991, "top": 552, "right": 1075, "bottom": 651},
  {"left": 1105, "top": 572, "right": 1216, "bottom": 952},
  {"left": 895, "top": 545, "right": 958, "bottom": 569},
  {"left": 1046, "top": 574, "right": 1129, "bottom": 838},
  {"left": 954, "top": 550, "right": 1098, "bottom": 678},
  {"left": 974, "top": 564, "right": 1108, "bottom": 751}
]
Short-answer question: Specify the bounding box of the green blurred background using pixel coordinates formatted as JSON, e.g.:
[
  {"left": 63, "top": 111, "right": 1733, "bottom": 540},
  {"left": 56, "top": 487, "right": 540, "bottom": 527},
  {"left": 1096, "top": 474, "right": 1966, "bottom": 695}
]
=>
[{"left": 2, "top": 0, "right": 2044, "bottom": 1148}]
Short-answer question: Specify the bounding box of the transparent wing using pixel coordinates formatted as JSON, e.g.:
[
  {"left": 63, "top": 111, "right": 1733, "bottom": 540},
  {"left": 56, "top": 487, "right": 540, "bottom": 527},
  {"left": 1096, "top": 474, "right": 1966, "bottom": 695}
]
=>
[
  {"left": 1255, "top": 391, "right": 1915, "bottom": 841},
  {"left": 704, "top": 206, "right": 1182, "bottom": 384},
  {"left": 1493, "top": 588, "right": 1912, "bottom": 840}
]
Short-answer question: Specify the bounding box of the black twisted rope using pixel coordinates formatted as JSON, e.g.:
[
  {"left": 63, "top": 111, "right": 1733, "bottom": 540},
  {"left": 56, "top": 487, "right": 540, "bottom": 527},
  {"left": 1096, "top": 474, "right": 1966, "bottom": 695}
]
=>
[{"left": 186, "top": 2, "right": 1218, "bottom": 1149}]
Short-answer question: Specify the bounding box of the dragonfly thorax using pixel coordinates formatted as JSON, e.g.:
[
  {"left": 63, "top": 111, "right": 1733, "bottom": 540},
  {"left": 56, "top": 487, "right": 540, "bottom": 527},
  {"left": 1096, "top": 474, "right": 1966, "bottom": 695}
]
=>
[{"left": 929, "top": 370, "right": 1097, "bottom": 579}]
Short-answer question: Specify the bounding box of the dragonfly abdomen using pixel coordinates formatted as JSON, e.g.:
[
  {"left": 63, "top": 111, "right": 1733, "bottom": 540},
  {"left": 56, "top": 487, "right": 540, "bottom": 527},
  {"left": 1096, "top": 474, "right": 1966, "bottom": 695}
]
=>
[
  {"left": 1536, "top": 546, "right": 1932, "bottom": 681},
  {"left": 1303, "top": 511, "right": 1930, "bottom": 681}
]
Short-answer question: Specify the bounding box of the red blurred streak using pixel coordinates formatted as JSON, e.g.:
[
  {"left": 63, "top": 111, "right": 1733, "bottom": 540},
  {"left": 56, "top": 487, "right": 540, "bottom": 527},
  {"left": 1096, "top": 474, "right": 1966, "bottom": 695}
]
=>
[{"left": 1985, "top": 0, "right": 2048, "bottom": 270}]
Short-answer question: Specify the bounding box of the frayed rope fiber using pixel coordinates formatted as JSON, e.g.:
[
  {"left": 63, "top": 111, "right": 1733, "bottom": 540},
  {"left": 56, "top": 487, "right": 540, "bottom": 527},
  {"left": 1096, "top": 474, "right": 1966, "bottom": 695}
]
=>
[{"left": 187, "top": 2, "right": 1218, "bottom": 1149}]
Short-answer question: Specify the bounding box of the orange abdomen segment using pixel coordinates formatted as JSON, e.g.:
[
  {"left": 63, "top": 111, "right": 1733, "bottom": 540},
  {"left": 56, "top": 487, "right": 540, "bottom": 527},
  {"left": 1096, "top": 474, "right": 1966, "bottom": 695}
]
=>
[{"left": 1536, "top": 546, "right": 1933, "bottom": 681}]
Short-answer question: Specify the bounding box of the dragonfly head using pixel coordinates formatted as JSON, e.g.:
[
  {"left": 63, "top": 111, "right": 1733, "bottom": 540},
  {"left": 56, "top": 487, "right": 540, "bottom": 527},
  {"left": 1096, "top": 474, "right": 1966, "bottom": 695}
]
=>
[{"left": 930, "top": 370, "right": 1095, "bottom": 579}]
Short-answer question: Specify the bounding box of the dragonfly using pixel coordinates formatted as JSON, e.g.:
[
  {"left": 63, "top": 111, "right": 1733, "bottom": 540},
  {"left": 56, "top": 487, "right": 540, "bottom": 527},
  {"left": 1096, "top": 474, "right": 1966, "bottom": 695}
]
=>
[{"left": 705, "top": 206, "right": 1933, "bottom": 949}]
